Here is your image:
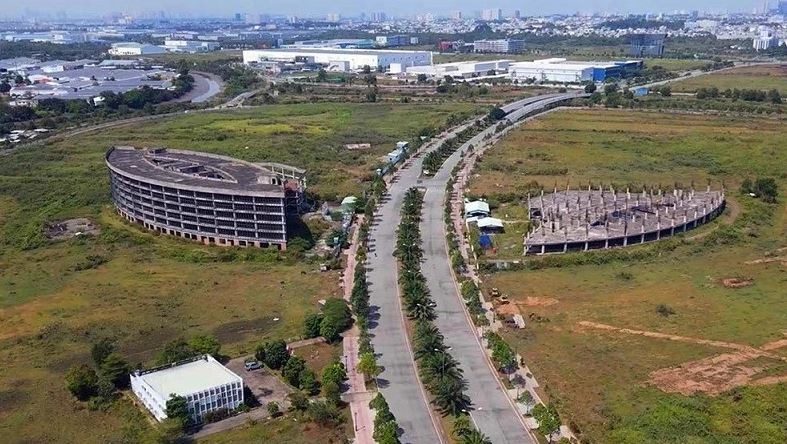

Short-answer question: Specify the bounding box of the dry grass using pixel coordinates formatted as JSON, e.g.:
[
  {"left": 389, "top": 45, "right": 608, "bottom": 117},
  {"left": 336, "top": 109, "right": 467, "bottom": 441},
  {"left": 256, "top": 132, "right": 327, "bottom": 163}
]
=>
[
  {"left": 670, "top": 64, "right": 787, "bottom": 93},
  {"left": 475, "top": 108, "right": 787, "bottom": 443}
]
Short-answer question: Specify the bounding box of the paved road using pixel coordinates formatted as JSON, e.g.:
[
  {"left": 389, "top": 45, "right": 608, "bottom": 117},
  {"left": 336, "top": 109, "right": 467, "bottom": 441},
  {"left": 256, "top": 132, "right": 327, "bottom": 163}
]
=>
[
  {"left": 419, "top": 94, "right": 579, "bottom": 444},
  {"left": 367, "top": 93, "right": 579, "bottom": 444}
]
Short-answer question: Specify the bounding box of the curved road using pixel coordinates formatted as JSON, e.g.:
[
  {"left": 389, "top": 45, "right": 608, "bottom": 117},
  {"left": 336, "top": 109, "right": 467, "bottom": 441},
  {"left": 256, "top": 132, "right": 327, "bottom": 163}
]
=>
[{"left": 367, "top": 92, "right": 580, "bottom": 443}]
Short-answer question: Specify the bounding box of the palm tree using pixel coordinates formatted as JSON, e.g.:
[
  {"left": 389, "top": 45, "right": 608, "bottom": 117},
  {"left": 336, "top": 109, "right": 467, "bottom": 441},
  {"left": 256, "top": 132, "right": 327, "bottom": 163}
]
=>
[
  {"left": 432, "top": 378, "right": 471, "bottom": 416},
  {"left": 461, "top": 429, "right": 492, "bottom": 444}
]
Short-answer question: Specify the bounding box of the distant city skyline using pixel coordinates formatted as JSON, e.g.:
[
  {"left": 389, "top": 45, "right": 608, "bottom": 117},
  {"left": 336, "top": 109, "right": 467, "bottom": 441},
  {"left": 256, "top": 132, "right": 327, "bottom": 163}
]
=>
[{"left": 2, "top": 1, "right": 772, "bottom": 19}]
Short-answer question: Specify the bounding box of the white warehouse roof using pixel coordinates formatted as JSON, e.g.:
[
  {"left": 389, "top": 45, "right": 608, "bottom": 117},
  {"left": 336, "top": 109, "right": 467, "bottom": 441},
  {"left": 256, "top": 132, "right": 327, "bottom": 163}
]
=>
[
  {"left": 465, "top": 200, "right": 491, "bottom": 215},
  {"left": 477, "top": 217, "right": 504, "bottom": 229},
  {"left": 135, "top": 355, "right": 242, "bottom": 398}
]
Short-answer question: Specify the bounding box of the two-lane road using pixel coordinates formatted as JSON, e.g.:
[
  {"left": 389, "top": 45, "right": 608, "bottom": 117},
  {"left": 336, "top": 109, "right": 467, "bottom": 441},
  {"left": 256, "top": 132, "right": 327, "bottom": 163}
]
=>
[{"left": 367, "top": 93, "right": 579, "bottom": 443}]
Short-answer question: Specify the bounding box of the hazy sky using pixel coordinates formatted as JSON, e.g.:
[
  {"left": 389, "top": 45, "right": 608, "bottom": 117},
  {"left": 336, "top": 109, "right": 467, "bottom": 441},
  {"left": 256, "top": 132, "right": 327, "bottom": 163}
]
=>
[{"left": 12, "top": 0, "right": 762, "bottom": 18}]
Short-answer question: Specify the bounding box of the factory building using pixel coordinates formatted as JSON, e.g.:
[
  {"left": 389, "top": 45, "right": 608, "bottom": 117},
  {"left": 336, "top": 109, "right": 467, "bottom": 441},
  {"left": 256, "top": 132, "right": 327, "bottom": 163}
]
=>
[
  {"left": 243, "top": 48, "right": 432, "bottom": 71},
  {"left": 473, "top": 39, "right": 526, "bottom": 54},
  {"left": 163, "top": 39, "right": 220, "bottom": 53},
  {"left": 130, "top": 355, "right": 244, "bottom": 423},
  {"left": 375, "top": 35, "right": 410, "bottom": 47},
  {"left": 106, "top": 147, "right": 307, "bottom": 250},
  {"left": 108, "top": 42, "right": 166, "bottom": 56},
  {"left": 510, "top": 58, "right": 642, "bottom": 83},
  {"left": 404, "top": 59, "right": 511, "bottom": 78}
]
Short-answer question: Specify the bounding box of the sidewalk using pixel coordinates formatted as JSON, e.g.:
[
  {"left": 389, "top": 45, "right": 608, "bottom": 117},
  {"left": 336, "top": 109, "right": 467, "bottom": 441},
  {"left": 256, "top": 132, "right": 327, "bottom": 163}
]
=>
[{"left": 340, "top": 217, "right": 375, "bottom": 444}]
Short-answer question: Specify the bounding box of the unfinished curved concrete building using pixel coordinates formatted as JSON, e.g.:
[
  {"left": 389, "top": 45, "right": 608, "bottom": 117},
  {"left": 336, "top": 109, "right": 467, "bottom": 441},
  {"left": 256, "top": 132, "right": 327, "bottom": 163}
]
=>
[
  {"left": 524, "top": 185, "right": 725, "bottom": 255},
  {"left": 106, "top": 146, "right": 306, "bottom": 249}
]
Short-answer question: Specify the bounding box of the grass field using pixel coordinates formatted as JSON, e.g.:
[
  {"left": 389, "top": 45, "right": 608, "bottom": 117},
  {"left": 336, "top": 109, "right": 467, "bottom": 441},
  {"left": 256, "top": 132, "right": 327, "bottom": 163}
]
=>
[
  {"left": 199, "top": 412, "right": 351, "bottom": 443},
  {"left": 670, "top": 64, "right": 787, "bottom": 93},
  {"left": 470, "top": 109, "right": 787, "bottom": 443},
  {"left": 0, "top": 102, "right": 478, "bottom": 442}
]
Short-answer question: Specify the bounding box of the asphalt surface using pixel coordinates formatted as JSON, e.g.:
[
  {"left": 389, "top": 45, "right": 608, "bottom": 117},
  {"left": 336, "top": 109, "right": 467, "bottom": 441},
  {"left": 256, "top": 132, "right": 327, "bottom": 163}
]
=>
[
  {"left": 367, "top": 93, "right": 579, "bottom": 443},
  {"left": 420, "top": 94, "right": 578, "bottom": 444}
]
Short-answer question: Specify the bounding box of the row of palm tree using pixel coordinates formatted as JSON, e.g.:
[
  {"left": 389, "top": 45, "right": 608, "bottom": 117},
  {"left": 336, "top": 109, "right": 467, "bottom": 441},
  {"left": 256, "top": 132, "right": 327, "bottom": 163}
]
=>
[
  {"left": 422, "top": 118, "right": 491, "bottom": 175},
  {"left": 396, "top": 188, "right": 471, "bottom": 418}
]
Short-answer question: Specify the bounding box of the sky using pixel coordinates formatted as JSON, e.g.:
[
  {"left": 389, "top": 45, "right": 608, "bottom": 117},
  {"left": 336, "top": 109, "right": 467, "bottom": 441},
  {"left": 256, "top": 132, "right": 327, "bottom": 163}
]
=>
[{"left": 10, "top": 0, "right": 763, "bottom": 19}]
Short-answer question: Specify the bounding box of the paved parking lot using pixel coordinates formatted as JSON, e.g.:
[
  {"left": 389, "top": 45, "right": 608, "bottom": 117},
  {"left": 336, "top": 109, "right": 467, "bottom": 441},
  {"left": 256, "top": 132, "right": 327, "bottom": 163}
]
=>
[{"left": 225, "top": 356, "right": 293, "bottom": 406}]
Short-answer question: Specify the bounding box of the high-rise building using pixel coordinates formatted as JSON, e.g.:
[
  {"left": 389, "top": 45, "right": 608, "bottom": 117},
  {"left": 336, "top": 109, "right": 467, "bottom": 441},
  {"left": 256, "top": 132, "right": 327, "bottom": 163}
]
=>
[
  {"left": 481, "top": 8, "right": 503, "bottom": 21},
  {"left": 473, "top": 39, "right": 526, "bottom": 53},
  {"left": 778, "top": 0, "right": 787, "bottom": 14},
  {"left": 452, "top": 11, "right": 463, "bottom": 20},
  {"left": 326, "top": 13, "right": 340, "bottom": 22},
  {"left": 753, "top": 27, "right": 778, "bottom": 51},
  {"left": 628, "top": 34, "right": 665, "bottom": 57},
  {"left": 513, "top": 10, "right": 521, "bottom": 19},
  {"left": 370, "top": 12, "right": 387, "bottom": 22}
]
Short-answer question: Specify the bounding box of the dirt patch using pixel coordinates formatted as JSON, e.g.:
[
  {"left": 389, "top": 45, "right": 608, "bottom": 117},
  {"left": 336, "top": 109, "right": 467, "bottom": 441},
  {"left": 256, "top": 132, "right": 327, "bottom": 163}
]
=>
[
  {"left": 345, "top": 143, "right": 371, "bottom": 150},
  {"left": 744, "top": 256, "right": 787, "bottom": 266},
  {"left": 579, "top": 320, "right": 787, "bottom": 396},
  {"left": 495, "top": 302, "right": 521, "bottom": 316},
  {"left": 520, "top": 296, "right": 559, "bottom": 307},
  {"left": 721, "top": 277, "right": 753, "bottom": 288},
  {"left": 46, "top": 218, "right": 100, "bottom": 240},
  {"left": 648, "top": 350, "right": 765, "bottom": 396}
]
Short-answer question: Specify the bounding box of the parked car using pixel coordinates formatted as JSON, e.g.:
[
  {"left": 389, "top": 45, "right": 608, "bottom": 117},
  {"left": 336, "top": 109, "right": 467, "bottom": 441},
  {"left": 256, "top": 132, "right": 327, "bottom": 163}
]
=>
[{"left": 244, "top": 360, "right": 262, "bottom": 371}]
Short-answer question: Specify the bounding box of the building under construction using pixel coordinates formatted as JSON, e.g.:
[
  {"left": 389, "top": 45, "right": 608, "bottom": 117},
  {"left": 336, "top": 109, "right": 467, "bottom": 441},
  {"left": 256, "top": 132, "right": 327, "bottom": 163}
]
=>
[
  {"left": 524, "top": 186, "right": 725, "bottom": 255},
  {"left": 106, "top": 146, "right": 307, "bottom": 250}
]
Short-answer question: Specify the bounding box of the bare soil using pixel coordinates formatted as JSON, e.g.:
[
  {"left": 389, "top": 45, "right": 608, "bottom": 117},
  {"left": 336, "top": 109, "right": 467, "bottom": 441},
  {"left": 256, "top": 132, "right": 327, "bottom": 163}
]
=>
[
  {"left": 46, "top": 218, "right": 100, "bottom": 240},
  {"left": 721, "top": 277, "right": 754, "bottom": 288}
]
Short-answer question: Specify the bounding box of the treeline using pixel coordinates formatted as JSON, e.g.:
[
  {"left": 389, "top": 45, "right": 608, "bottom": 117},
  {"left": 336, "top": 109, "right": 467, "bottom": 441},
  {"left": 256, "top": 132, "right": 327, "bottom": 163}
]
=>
[
  {"left": 694, "top": 87, "right": 782, "bottom": 104},
  {"left": 0, "top": 41, "right": 109, "bottom": 60},
  {"left": 169, "top": 58, "right": 263, "bottom": 97},
  {"left": 422, "top": 116, "right": 493, "bottom": 175}
]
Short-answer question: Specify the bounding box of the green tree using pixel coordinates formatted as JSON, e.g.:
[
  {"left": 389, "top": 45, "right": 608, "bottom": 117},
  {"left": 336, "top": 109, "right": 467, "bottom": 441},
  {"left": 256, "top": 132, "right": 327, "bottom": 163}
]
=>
[
  {"left": 452, "top": 414, "right": 473, "bottom": 439},
  {"left": 65, "top": 364, "right": 98, "bottom": 401},
  {"left": 307, "top": 400, "right": 343, "bottom": 426},
  {"left": 262, "top": 340, "right": 289, "bottom": 370},
  {"left": 282, "top": 355, "right": 307, "bottom": 387},
  {"left": 487, "top": 107, "right": 506, "bottom": 121},
  {"left": 157, "top": 338, "right": 196, "bottom": 365},
  {"left": 584, "top": 83, "right": 596, "bottom": 93},
  {"left": 288, "top": 391, "right": 309, "bottom": 411},
  {"left": 767, "top": 89, "right": 782, "bottom": 104},
  {"left": 91, "top": 338, "right": 115, "bottom": 367},
  {"left": 357, "top": 352, "right": 381, "bottom": 383},
  {"left": 323, "top": 381, "right": 342, "bottom": 406},
  {"left": 267, "top": 401, "right": 281, "bottom": 417},
  {"left": 165, "top": 395, "right": 191, "bottom": 430},
  {"left": 461, "top": 429, "right": 492, "bottom": 444},
  {"left": 299, "top": 369, "right": 320, "bottom": 395},
  {"left": 99, "top": 352, "right": 130, "bottom": 389},
  {"left": 659, "top": 85, "right": 672, "bottom": 97},
  {"left": 604, "top": 83, "right": 619, "bottom": 94},
  {"left": 188, "top": 335, "right": 221, "bottom": 356},
  {"left": 431, "top": 378, "right": 471, "bottom": 416},
  {"left": 254, "top": 343, "right": 266, "bottom": 364},
  {"left": 303, "top": 313, "right": 323, "bottom": 338},
  {"left": 533, "top": 403, "right": 561, "bottom": 442},
  {"left": 322, "top": 361, "right": 347, "bottom": 387}
]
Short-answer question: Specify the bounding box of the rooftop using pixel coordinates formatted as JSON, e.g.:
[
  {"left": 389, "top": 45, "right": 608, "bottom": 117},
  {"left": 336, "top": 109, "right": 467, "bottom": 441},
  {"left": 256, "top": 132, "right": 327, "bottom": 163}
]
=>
[
  {"left": 248, "top": 47, "right": 429, "bottom": 55},
  {"left": 106, "top": 147, "right": 290, "bottom": 195},
  {"left": 136, "top": 355, "right": 242, "bottom": 398}
]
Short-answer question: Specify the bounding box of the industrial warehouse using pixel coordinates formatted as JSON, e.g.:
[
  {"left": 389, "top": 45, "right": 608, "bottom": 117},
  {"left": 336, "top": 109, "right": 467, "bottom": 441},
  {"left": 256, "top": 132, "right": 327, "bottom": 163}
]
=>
[
  {"left": 105, "top": 146, "right": 306, "bottom": 249},
  {"left": 524, "top": 186, "right": 726, "bottom": 255},
  {"left": 510, "top": 58, "right": 643, "bottom": 83},
  {"left": 242, "top": 48, "right": 432, "bottom": 71}
]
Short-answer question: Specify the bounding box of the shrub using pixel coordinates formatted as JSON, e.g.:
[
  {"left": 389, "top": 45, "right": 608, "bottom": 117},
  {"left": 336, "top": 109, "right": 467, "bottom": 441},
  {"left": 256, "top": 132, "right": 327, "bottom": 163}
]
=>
[
  {"left": 65, "top": 364, "right": 98, "bottom": 401},
  {"left": 656, "top": 303, "right": 676, "bottom": 317}
]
